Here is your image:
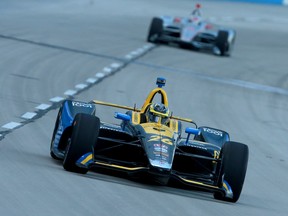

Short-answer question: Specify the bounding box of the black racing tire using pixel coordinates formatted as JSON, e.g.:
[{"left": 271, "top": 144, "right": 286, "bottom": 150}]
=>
[
  {"left": 63, "top": 113, "right": 100, "bottom": 174},
  {"left": 214, "top": 141, "right": 249, "bottom": 202},
  {"left": 50, "top": 108, "right": 62, "bottom": 160},
  {"left": 215, "top": 30, "right": 229, "bottom": 56},
  {"left": 147, "top": 17, "right": 163, "bottom": 43}
]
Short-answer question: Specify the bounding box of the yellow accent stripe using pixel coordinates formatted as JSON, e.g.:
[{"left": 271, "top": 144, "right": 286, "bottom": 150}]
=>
[
  {"left": 132, "top": 112, "right": 141, "bottom": 124},
  {"left": 92, "top": 100, "right": 140, "bottom": 111},
  {"left": 170, "top": 119, "right": 178, "bottom": 133},
  {"left": 142, "top": 123, "right": 173, "bottom": 137},
  {"left": 178, "top": 176, "right": 219, "bottom": 189},
  {"left": 81, "top": 153, "right": 93, "bottom": 165},
  {"left": 95, "top": 161, "right": 146, "bottom": 171},
  {"left": 170, "top": 116, "right": 194, "bottom": 123},
  {"left": 223, "top": 182, "right": 229, "bottom": 191},
  {"left": 92, "top": 99, "right": 194, "bottom": 124}
]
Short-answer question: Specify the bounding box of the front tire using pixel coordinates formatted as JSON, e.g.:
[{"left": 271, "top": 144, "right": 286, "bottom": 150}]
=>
[
  {"left": 63, "top": 113, "right": 100, "bottom": 174},
  {"left": 214, "top": 141, "right": 249, "bottom": 202},
  {"left": 215, "top": 30, "right": 229, "bottom": 56},
  {"left": 147, "top": 17, "right": 163, "bottom": 43}
]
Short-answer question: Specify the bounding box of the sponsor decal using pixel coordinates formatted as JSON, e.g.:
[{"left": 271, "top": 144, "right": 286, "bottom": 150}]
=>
[
  {"left": 153, "top": 143, "right": 170, "bottom": 159},
  {"left": 184, "top": 142, "right": 208, "bottom": 150},
  {"left": 154, "top": 143, "right": 168, "bottom": 149},
  {"left": 153, "top": 152, "right": 169, "bottom": 158},
  {"left": 154, "top": 147, "right": 168, "bottom": 153},
  {"left": 72, "top": 101, "right": 93, "bottom": 108},
  {"left": 154, "top": 144, "right": 168, "bottom": 153},
  {"left": 203, "top": 127, "right": 223, "bottom": 137},
  {"left": 100, "top": 126, "right": 122, "bottom": 133}
]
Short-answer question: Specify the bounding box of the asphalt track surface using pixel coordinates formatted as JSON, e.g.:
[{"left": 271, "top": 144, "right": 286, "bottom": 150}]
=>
[{"left": 0, "top": 0, "right": 288, "bottom": 215}]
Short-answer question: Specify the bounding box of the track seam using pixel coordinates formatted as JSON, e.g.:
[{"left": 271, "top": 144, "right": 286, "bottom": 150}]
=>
[{"left": 0, "top": 43, "right": 156, "bottom": 140}]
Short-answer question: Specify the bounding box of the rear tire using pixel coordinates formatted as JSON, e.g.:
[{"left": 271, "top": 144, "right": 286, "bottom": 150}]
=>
[
  {"left": 215, "top": 30, "right": 229, "bottom": 56},
  {"left": 147, "top": 17, "right": 163, "bottom": 43},
  {"left": 63, "top": 113, "right": 100, "bottom": 174},
  {"left": 214, "top": 141, "right": 249, "bottom": 202}
]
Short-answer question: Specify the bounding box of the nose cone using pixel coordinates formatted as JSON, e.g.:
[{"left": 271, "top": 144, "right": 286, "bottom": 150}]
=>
[
  {"left": 149, "top": 159, "right": 172, "bottom": 170},
  {"left": 148, "top": 159, "right": 171, "bottom": 184}
]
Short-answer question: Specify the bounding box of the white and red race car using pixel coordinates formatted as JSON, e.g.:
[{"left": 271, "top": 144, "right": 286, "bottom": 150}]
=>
[{"left": 147, "top": 4, "right": 236, "bottom": 56}]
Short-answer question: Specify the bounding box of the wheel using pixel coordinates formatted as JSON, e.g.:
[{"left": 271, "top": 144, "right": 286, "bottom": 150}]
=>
[
  {"left": 50, "top": 108, "right": 62, "bottom": 160},
  {"left": 215, "top": 30, "right": 229, "bottom": 56},
  {"left": 63, "top": 113, "right": 100, "bottom": 174},
  {"left": 147, "top": 17, "right": 163, "bottom": 43},
  {"left": 214, "top": 141, "right": 249, "bottom": 202}
]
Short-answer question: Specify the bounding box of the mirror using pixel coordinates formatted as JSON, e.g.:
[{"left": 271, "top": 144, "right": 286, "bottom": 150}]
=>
[{"left": 114, "top": 112, "right": 131, "bottom": 122}]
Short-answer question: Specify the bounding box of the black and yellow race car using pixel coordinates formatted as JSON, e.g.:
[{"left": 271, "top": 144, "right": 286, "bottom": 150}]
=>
[{"left": 50, "top": 77, "right": 249, "bottom": 203}]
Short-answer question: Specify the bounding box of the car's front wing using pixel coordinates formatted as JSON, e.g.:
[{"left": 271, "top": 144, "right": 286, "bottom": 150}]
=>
[{"left": 76, "top": 152, "right": 232, "bottom": 199}]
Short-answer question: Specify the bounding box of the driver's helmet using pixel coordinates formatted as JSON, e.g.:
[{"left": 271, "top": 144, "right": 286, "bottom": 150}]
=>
[{"left": 147, "top": 103, "right": 170, "bottom": 124}]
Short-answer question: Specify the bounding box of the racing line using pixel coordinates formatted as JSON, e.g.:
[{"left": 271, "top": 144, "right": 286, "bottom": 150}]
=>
[
  {"left": 1, "top": 30, "right": 288, "bottom": 140},
  {"left": 0, "top": 34, "right": 156, "bottom": 140}
]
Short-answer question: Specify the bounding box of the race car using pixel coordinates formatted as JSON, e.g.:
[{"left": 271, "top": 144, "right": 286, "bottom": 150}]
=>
[
  {"left": 147, "top": 4, "right": 236, "bottom": 56},
  {"left": 50, "top": 77, "right": 248, "bottom": 203}
]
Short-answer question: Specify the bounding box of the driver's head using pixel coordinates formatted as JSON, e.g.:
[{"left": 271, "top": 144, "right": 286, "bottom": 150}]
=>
[{"left": 147, "top": 103, "right": 169, "bottom": 124}]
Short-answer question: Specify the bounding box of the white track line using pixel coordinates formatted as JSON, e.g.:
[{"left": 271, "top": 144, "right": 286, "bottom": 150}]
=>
[
  {"left": 110, "top": 63, "right": 122, "bottom": 69},
  {"left": 125, "top": 54, "right": 133, "bottom": 59},
  {"left": 35, "top": 104, "right": 51, "bottom": 110},
  {"left": 21, "top": 112, "right": 37, "bottom": 120},
  {"left": 130, "top": 51, "right": 139, "bottom": 56},
  {"left": 49, "top": 97, "right": 65, "bottom": 103},
  {"left": 136, "top": 48, "right": 144, "bottom": 54},
  {"left": 1, "top": 44, "right": 153, "bottom": 135},
  {"left": 143, "top": 44, "right": 154, "bottom": 50},
  {"left": 103, "top": 67, "right": 112, "bottom": 74},
  {"left": 75, "top": 83, "right": 88, "bottom": 89},
  {"left": 64, "top": 89, "right": 77, "bottom": 96},
  {"left": 2, "top": 122, "right": 22, "bottom": 130},
  {"left": 86, "top": 78, "right": 98, "bottom": 84},
  {"left": 95, "top": 73, "right": 105, "bottom": 78}
]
